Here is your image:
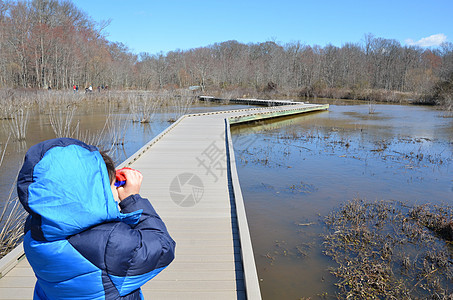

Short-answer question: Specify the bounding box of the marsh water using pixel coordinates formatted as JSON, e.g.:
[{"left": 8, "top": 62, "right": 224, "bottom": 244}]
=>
[
  {"left": 231, "top": 103, "right": 452, "bottom": 299},
  {"left": 1, "top": 100, "right": 452, "bottom": 298}
]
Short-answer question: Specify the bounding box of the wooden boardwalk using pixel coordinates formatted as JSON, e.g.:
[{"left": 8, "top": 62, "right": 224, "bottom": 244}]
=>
[
  {"left": 0, "top": 102, "right": 329, "bottom": 299},
  {"left": 199, "top": 96, "right": 302, "bottom": 106}
]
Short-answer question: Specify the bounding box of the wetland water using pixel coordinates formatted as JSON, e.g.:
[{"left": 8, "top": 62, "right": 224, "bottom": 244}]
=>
[
  {"left": 1, "top": 100, "right": 452, "bottom": 298},
  {"left": 230, "top": 103, "right": 452, "bottom": 299}
]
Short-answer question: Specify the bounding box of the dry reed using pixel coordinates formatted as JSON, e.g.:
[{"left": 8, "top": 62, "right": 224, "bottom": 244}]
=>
[
  {"left": 0, "top": 89, "right": 18, "bottom": 120},
  {"left": 167, "top": 90, "right": 195, "bottom": 122},
  {"left": 49, "top": 106, "right": 78, "bottom": 138},
  {"left": 323, "top": 198, "right": 453, "bottom": 299},
  {"left": 0, "top": 134, "right": 10, "bottom": 168},
  {"left": 0, "top": 183, "right": 27, "bottom": 259},
  {"left": 0, "top": 136, "right": 26, "bottom": 259},
  {"left": 7, "top": 109, "right": 29, "bottom": 141},
  {"left": 128, "top": 92, "right": 162, "bottom": 123}
]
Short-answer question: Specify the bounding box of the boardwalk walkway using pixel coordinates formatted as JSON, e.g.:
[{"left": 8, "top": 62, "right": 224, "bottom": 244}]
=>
[
  {"left": 198, "top": 96, "right": 301, "bottom": 106},
  {"left": 0, "top": 101, "right": 328, "bottom": 299}
]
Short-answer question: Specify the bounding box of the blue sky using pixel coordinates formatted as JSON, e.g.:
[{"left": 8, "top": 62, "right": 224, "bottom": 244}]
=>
[{"left": 75, "top": 0, "right": 453, "bottom": 54}]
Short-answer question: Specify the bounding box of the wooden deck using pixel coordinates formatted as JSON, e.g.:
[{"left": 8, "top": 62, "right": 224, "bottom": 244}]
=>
[{"left": 0, "top": 102, "right": 329, "bottom": 299}]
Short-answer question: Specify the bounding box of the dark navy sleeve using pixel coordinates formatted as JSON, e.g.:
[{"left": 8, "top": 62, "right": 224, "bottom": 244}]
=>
[
  {"left": 105, "top": 194, "right": 175, "bottom": 279},
  {"left": 24, "top": 214, "right": 31, "bottom": 234}
]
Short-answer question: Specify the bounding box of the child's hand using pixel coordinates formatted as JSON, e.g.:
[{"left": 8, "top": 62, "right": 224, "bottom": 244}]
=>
[{"left": 117, "top": 168, "right": 143, "bottom": 201}]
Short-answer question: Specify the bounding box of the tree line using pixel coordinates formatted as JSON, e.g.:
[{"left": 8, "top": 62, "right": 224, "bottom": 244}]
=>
[{"left": 1, "top": 0, "right": 452, "bottom": 106}]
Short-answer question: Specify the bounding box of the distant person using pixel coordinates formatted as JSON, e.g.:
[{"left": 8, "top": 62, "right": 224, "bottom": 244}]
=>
[
  {"left": 89, "top": 85, "right": 93, "bottom": 92},
  {"left": 76, "top": 85, "right": 78, "bottom": 92},
  {"left": 18, "top": 138, "right": 175, "bottom": 299}
]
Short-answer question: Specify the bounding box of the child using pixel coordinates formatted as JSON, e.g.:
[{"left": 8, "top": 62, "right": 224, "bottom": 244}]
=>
[{"left": 17, "top": 138, "right": 175, "bottom": 299}]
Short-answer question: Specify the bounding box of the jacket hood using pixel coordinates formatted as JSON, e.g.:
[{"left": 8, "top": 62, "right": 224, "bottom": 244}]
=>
[{"left": 18, "top": 138, "right": 141, "bottom": 242}]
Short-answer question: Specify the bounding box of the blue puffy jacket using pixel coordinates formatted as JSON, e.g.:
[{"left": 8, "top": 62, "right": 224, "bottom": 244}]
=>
[{"left": 17, "top": 138, "right": 175, "bottom": 299}]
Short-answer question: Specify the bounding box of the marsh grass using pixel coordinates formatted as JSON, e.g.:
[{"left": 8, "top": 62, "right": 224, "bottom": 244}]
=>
[
  {"left": 47, "top": 103, "right": 129, "bottom": 161},
  {"left": 0, "top": 138, "right": 27, "bottom": 259},
  {"left": 274, "top": 128, "right": 450, "bottom": 169},
  {"left": 0, "top": 135, "right": 10, "bottom": 168},
  {"left": 99, "top": 110, "right": 131, "bottom": 161},
  {"left": 128, "top": 92, "right": 163, "bottom": 123},
  {"left": 49, "top": 106, "right": 78, "bottom": 138},
  {"left": 0, "top": 177, "right": 27, "bottom": 259},
  {"left": 106, "top": 112, "right": 129, "bottom": 146},
  {"left": 0, "top": 90, "right": 18, "bottom": 120},
  {"left": 368, "top": 100, "right": 376, "bottom": 114},
  {"left": 323, "top": 198, "right": 453, "bottom": 299},
  {"left": 6, "top": 109, "right": 29, "bottom": 141},
  {"left": 166, "top": 90, "right": 195, "bottom": 122}
]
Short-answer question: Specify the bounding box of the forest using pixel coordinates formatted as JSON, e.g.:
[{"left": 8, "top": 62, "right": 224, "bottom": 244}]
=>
[{"left": 0, "top": 0, "right": 452, "bottom": 108}]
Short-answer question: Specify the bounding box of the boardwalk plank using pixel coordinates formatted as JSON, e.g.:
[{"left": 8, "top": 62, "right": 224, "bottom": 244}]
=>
[
  {"left": 155, "top": 270, "right": 244, "bottom": 281},
  {"left": 141, "top": 290, "right": 245, "bottom": 300},
  {"left": 0, "top": 276, "right": 35, "bottom": 288},
  {"left": 143, "top": 279, "right": 244, "bottom": 291},
  {"left": 0, "top": 288, "right": 34, "bottom": 300}
]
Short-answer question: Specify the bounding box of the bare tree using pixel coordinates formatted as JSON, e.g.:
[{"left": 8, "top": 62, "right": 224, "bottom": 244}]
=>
[{"left": 0, "top": 2, "right": 451, "bottom": 106}]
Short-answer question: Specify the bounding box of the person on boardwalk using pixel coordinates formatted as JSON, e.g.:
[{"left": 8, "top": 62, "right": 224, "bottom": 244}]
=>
[{"left": 17, "top": 138, "right": 175, "bottom": 299}]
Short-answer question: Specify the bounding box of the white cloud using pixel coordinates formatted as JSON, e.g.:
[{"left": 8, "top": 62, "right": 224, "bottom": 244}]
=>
[{"left": 405, "top": 33, "right": 447, "bottom": 47}]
